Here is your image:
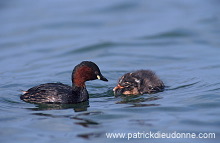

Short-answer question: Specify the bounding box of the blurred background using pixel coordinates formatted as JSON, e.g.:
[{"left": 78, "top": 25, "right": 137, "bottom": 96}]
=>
[{"left": 0, "top": 0, "right": 220, "bottom": 143}]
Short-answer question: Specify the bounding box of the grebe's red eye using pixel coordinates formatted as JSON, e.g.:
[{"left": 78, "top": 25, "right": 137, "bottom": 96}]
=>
[{"left": 94, "top": 71, "right": 99, "bottom": 75}]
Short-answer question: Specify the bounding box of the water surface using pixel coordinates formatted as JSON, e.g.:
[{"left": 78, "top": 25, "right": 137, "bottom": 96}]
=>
[{"left": 0, "top": 0, "right": 220, "bottom": 143}]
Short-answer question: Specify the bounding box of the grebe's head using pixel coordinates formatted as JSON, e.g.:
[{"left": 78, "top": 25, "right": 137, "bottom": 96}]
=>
[
  {"left": 113, "top": 72, "right": 141, "bottom": 96},
  {"left": 72, "top": 61, "right": 108, "bottom": 87}
]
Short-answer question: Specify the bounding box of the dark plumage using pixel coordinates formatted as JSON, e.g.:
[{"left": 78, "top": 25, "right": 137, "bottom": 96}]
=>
[
  {"left": 20, "top": 61, "right": 108, "bottom": 104},
  {"left": 113, "top": 70, "right": 164, "bottom": 96}
]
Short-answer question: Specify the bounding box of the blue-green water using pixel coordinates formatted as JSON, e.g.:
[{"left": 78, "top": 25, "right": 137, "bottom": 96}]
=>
[{"left": 1, "top": 0, "right": 220, "bottom": 143}]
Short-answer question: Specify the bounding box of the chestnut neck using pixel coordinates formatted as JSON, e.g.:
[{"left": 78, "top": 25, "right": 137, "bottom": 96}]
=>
[
  {"left": 71, "top": 66, "right": 91, "bottom": 103},
  {"left": 72, "top": 66, "right": 94, "bottom": 88}
]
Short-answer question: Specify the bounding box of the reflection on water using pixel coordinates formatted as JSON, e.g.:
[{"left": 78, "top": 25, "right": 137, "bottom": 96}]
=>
[
  {"left": 116, "top": 94, "right": 162, "bottom": 105},
  {"left": 27, "top": 101, "right": 89, "bottom": 112},
  {"left": 77, "top": 132, "right": 103, "bottom": 140},
  {"left": 73, "top": 116, "right": 100, "bottom": 128},
  {"left": 129, "top": 103, "right": 160, "bottom": 107},
  {"left": 32, "top": 111, "right": 101, "bottom": 128}
]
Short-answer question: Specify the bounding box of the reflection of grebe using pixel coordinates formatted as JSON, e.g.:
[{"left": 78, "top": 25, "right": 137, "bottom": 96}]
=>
[
  {"left": 113, "top": 70, "right": 164, "bottom": 96},
  {"left": 20, "top": 61, "right": 108, "bottom": 104}
]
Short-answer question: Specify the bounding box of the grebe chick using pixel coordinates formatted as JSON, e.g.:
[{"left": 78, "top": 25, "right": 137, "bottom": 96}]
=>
[{"left": 113, "top": 70, "right": 164, "bottom": 96}]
